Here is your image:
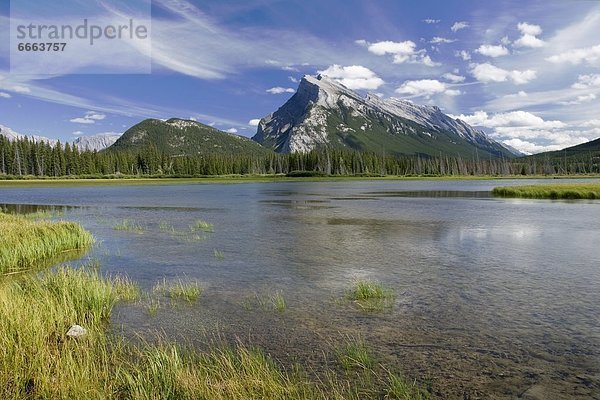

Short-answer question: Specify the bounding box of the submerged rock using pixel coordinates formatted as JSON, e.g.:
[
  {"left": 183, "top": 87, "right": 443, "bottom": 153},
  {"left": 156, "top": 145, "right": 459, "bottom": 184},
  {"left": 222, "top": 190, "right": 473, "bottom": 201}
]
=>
[{"left": 66, "top": 324, "right": 87, "bottom": 338}]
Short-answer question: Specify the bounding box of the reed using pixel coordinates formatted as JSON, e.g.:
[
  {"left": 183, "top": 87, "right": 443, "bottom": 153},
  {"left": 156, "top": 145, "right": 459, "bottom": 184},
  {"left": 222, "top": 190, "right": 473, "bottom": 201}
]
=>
[
  {"left": 0, "top": 212, "right": 94, "bottom": 274},
  {"left": 492, "top": 183, "right": 600, "bottom": 199},
  {"left": 346, "top": 280, "right": 394, "bottom": 311}
]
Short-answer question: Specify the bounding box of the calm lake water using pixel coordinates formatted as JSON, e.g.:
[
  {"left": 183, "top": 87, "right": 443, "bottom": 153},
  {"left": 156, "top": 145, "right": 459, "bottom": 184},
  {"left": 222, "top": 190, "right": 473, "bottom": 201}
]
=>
[{"left": 1, "top": 179, "right": 599, "bottom": 399}]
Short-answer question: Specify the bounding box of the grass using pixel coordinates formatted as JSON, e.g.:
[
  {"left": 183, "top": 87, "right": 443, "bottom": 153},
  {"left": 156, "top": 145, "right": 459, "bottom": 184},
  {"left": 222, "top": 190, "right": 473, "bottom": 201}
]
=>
[
  {"left": 336, "top": 336, "right": 374, "bottom": 371},
  {"left": 213, "top": 249, "right": 225, "bottom": 261},
  {"left": 193, "top": 219, "right": 214, "bottom": 233},
  {"left": 244, "top": 291, "right": 287, "bottom": 313},
  {"left": 492, "top": 182, "right": 600, "bottom": 199},
  {"left": 113, "top": 218, "right": 145, "bottom": 233},
  {"left": 346, "top": 280, "right": 395, "bottom": 311},
  {"left": 0, "top": 212, "right": 94, "bottom": 275},
  {"left": 0, "top": 215, "right": 429, "bottom": 399},
  {"left": 153, "top": 278, "right": 203, "bottom": 303}
]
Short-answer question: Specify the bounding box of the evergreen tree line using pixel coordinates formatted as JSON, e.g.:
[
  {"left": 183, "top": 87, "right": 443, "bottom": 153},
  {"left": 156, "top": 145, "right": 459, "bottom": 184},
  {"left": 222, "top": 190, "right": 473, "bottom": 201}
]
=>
[{"left": 1, "top": 136, "right": 598, "bottom": 178}]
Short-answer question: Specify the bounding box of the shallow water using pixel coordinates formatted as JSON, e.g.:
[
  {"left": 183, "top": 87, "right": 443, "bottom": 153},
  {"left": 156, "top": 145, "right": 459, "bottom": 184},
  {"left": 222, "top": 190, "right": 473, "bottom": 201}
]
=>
[{"left": 1, "top": 179, "right": 599, "bottom": 398}]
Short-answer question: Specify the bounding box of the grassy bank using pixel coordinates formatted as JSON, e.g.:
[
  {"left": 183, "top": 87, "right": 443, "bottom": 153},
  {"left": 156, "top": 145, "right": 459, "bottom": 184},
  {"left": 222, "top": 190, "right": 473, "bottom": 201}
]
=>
[
  {"left": 1, "top": 174, "right": 600, "bottom": 188},
  {"left": 0, "top": 213, "right": 94, "bottom": 274},
  {"left": 492, "top": 182, "right": 600, "bottom": 199},
  {"left": 0, "top": 216, "right": 428, "bottom": 399}
]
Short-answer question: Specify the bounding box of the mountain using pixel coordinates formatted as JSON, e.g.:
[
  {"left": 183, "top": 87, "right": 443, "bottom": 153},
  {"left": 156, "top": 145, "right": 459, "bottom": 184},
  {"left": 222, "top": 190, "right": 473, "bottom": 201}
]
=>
[
  {"left": 0, "top": 124, "right": 57, "bottom": 146},
  {"left": 525, "top": 137, "right": 600, "bottom": 161},
  {"left": 73, "top": 133, "right": 121, "bottom": 151},
  {"left": 253, "top": 75, "right": 516, "bottom": 158},
  {"left": 108, "top": 118, "right": 271, "bottom": 156}
]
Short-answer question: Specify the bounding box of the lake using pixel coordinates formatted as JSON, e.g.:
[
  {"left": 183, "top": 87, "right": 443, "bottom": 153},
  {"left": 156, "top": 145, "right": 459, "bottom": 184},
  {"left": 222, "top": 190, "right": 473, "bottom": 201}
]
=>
[{"left": 1, "top": 179, "right": 598, "bottom": 399}]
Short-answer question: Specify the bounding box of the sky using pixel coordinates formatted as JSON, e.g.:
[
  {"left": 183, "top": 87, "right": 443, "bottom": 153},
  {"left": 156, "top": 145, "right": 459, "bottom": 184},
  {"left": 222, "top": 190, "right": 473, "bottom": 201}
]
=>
[{"left": 1, "top": 0, "right": 599, "bottom": 154}]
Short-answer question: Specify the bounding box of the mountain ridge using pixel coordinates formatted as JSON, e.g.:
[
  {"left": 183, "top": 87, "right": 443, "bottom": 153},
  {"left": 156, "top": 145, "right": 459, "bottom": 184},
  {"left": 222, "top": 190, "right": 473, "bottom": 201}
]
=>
[{"left": 252, "top": 75, "right": 516, "bottom": 159}]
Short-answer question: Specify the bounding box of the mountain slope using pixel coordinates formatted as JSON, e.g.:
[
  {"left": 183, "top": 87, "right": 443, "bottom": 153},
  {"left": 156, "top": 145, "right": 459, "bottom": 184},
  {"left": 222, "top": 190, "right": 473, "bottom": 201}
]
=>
[
  {"left": 525, "top": 137, "right": 600, "bottom": 161},
  {"left": 108, "top": 118, "right": 271, "bottom": 156},
  {"left": 253, "top": 75, "right": 515, "bottom": 159},
  {"left": 73, "top": 133, "right": 121, "bottom": 151}
]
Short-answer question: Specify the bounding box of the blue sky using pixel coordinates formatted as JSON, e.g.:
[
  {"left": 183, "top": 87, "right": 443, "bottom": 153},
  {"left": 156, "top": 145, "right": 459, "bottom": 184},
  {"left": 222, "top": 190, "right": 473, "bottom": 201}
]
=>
[{"left": 1, "top": 0, "right": 599, "bottom": 153}]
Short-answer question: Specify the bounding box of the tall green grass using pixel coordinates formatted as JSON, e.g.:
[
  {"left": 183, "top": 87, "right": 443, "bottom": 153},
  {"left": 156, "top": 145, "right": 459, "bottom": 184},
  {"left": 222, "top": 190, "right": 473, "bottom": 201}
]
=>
[
  {"left": 0, "top": 213, "right": 94, "bottom": 274},
  {"left": 346, "top": 280, "right": 395, "bottom": 311},
  {"left": 492, "top": 183, "right": 600, "bottom": 199}
]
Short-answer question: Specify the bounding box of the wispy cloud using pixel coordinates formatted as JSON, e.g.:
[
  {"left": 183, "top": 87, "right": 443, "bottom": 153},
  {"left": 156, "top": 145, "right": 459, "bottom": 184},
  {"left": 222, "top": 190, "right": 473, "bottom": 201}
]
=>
[
  {"left": 266, "top": 87, "right": 295, "bottom": 94},
  {"left": 451, "top": 21, "right": 469, "bottom": 32}
]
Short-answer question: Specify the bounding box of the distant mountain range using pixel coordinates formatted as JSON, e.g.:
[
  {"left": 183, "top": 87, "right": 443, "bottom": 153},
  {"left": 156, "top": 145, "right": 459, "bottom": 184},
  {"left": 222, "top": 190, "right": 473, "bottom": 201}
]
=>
[
  {"left": 2, "top": 76, "right": 598, "bottom": 160},
  {"left": 252, "top": 75, "right": 517, "bottom": 159},
  {"left": 73, "top": 133, "right": 121, "bottom": 151},
  {"left": 109, "top": 118, "right": 270, "bottom": 156}
]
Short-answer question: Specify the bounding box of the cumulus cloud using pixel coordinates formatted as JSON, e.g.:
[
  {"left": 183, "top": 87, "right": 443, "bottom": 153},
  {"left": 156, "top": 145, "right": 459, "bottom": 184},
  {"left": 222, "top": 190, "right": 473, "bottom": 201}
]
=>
[
  {"left": 225, "top": 128, "right": 238, "bottom": 133},
  {"left": 442, "top": 72, "right": 465, "bottom": 83},
  {"left": 451, "top": 21, "right": 469, "bottom": 32},
  {"left": 396, "top": 79, "right": 460, "bottom": 97},
  {"left": 455, "top": 50, "right": 471, "bottom": 61},
  {"left": 470, "top": 63, "right": 537, "bottom": 85},
  {"left": 547, "top": 44, "right": 600, "bottom": 65},
  {"left": 448, "top": 110, "right": 590, "bottom": 154},
  {"left": 72, "top": 131, "right": 84, "bottom": 136},
  {"left": 430, "top": 37, "right": 456, "bottom": 44},
  {"left": 0, "top": 92, "right": 11, "bottom": 98},
  {"left": 318, "top": 64, "right": 385, "bottom": 90},
  {"left": 70, "top": 111, "right": 106, "bottom": 124},
  {"left": 366, "top": 40, "right": 439, "bottom": 66},
  {"left": 248, "top": 119, "right": 261, "bottom": 127},
  {"left": 514, "top": 22, "right": 546, "bottom": 48},
  {"left": 266, "top": 87, "right": 295, "bottom": 94},
  {"left": 450, "top": 110, "right": 564, "bottom": 129},
  {"left": 476, "top": 44, "right": 509, "bottom": 57},
  {"left": 572, "top": 74, "right": 600, "bottom": 89}
]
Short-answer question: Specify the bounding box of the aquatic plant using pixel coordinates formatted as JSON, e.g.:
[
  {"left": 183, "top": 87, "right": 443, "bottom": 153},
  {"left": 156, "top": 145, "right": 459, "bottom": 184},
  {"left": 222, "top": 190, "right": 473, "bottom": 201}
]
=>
[
  {"left": 153, "top": 278, "right": 203, "bottom": 303},
  {"left": 0, "top": 212, "right": 94, "bottom": 274},
  {"left": 113, "top": 218, "right": 145, "bottom": 233},
  {"left": 192, "top": 219, "right": 214, "bottom": 233},
  {"left": 492, "top": 183, "right": 600, "bottom": 199},
  {"left": 346, "top": 280, "right": 394, "bottom": 311}
]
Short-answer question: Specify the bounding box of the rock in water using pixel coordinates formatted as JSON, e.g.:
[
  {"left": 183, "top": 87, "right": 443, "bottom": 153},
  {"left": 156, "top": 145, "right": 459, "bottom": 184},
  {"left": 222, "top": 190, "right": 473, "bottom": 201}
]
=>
[{"left": 66, "top": 324, "right": 87, "bottom": 338}]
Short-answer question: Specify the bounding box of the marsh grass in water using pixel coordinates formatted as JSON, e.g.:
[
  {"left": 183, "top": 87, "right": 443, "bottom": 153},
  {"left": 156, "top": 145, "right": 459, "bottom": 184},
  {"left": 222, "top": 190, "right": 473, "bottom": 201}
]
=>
[
  {"left": 213, "top": 249, "right": 225, "bottom": 261},
  {"left": 153, "top": 278, "right": 203, "bottom": 303},
  {"left": 336, "top": 336, "right": 374, "bottom": 371},
  {"left": 192, "top": 219, "right": 214, "bottom": 233},
  {"left": 113, "top": 218, "right": 145, "bottom": 233},
  {"left": 492, "top": 182, "right": 600, "bottom": 199},
  {"left": 244, "top": 291, "right": 287, "bottom": 313},
  {"left": 346, "top": 280, "right": 394, "bottom": 311},
  {"left": 0, "top": 212, "right": 94, "bottom": 274}
]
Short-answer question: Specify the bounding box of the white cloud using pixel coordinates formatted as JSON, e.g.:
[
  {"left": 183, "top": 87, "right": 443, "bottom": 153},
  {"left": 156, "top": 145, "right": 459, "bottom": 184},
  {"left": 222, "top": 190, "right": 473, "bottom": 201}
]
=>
[
  {"left": 288, "top": 76, "right": 299, "bottom": 83},
  {"left": 366, "top": 40, "right": 440, "bottom": 66},
  {"left": 0, "top": 92, "right": 11, "bottom": 98},
  {"left": 442, "top": 72, "right": 465, "bottom": 83},
  {"left": 470, "top": 63, "right": 537, "bottom": 85},
  {"left": 580, "top": 119, "right": 600, "bottom": 127},
  {"left": 517, "top": 22, "right": 542, "bottom": 36},
  {"left": 572, "top": 74, "right": 600, "bottom": 89},
  {"left": 266, "top": 87, "right": 295, "bottom": 94},
  {"left": 558, "top": 93, "right": 597, "bottom": 105},
  {"left": 248, "top": 119, "right": 261, "bottom": 127},
  {"left": 451, "top": 21, "right": 469, "bottom": 32},
  {"left": 450, "top": 110, "right": 565, "bottom": 129},
  {"left": 423, "top": 19, "right": 440, "bottom": 24},
  {"left": 503, "top": 91, "right": 528, "bottom": 99},
  {"left": 455, "top": 50, "right": 471, "bottom": 61},
  {"left": 430, "top": 37, "right": 456, "bottom": 44},
  {"left": 225, "top": 128, "right": 238, "bottom": 133},
  {"left": 514, "top": 22, "right": 546, "bottom": 48},
  {"left": 70, "top": 111, "right": 106, "bottom": 124},
  {"left": 448, "top": 110, "right": 591, "bottom": 154},
  {"left": 476, "top": 44, "right": 509, "bottom": 57},
  {"left": 396, "top": 79, "right": 460, "bottom": 97},
  {"left": 354, "top": 39, "right": 368, "bottom": 46},
  {"left": 12, "top": 85, "right": 31, "bottom": 93},
  {"left": 72, "top": 131, "right": 84, "bottom": 136},
  {"left": 318, "top": 64, "right": 385, "bottom": 90},
  {"left": 547, "top": 44, "right": 600, "bottom": 65}
]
